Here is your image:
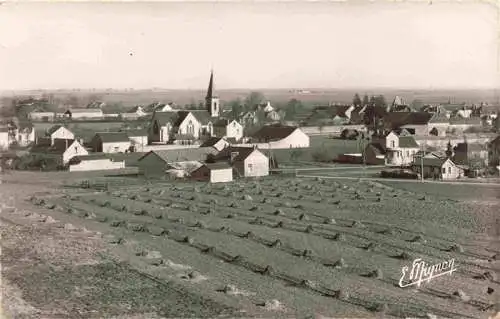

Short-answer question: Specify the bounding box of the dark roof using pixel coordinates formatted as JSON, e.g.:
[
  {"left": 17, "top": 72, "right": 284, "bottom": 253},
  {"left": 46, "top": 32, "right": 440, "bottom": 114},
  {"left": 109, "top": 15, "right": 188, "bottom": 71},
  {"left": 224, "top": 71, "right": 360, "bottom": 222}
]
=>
[
  {"left": 139, "top": 147, "right": 218, "bottom": 163},
  {"left": 47, "top": 124, "right": 64, "bottom": 135},
  {"left": 30, "top": 138, "right": 76, "bottom": 155},
  {"left": 385, "top": 112, "right": 434, "bottom": 128},
  {"left": 200, "top": 137, "right": 225, "bottom": 148},
  {"left": 94, "top": 132, "right": 130, "bottom": 143},
  {"left": 454, "top": 143, "right": 486, "bottom": 153},
  {"left": 72, "top": 153, "right": 110, "bottom": 161},
  {"left": 152, "top": 111, "right": 179, "bottom": 126},
  {"left": 189, "top": 110, "right": 218, "bottom": 125},
  {"left": 124, "top": 129, "right": 147, "bottom": 137},
  {"left": 204, "top": 162, "right": 232, "bottom": 170},
  {"left": 398, "top": 136, "right": 419, "bottom": 148},
  {"left": 413, "top": 158, "right": 448, "bottom": 167},
  {"left": 66, "top": 108, "right": 103, "bottom": 114},
  {"left": 367, "top": 143, "right": 386, "bottom": 155},
  {"left": 213, "top": 119, "right": 230, "bottom": 127},
  {"left": 251, "top": 125, "right": 297, "bottom": 141},
  {"left": 214, "top": 146, "right": 261, "bottom": 162},
  {"left": 174, "top": 111, "right": 191, "bottom": 127}
]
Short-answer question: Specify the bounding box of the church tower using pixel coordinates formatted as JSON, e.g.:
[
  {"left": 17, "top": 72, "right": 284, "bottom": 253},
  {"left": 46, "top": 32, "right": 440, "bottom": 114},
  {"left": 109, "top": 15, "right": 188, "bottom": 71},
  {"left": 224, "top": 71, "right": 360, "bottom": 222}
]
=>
[{"left": 205, "top": 70, "right": 220, "bottom": 117}]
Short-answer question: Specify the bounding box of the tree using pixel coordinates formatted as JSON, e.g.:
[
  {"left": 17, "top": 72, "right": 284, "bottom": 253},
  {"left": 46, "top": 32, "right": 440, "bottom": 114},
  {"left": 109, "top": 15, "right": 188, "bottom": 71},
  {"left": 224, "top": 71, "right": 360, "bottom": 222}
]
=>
[
  {"left": 362, "top": 94, "right": 369, "bottom": 107},
  {"left": 352, "top": 93, "right": 362, "bottom": 107},
  {"left": 445, "top": 141, "right": 453, "bottom": 158},
  {"left": 244, "top": 92, "right": 265, "bottom": 111},
  {"left": 227, "top": 98, "right": 243, "bottom": 120},
  {"left": 284, "top": 98, "right": 304, "bottom": 121}
]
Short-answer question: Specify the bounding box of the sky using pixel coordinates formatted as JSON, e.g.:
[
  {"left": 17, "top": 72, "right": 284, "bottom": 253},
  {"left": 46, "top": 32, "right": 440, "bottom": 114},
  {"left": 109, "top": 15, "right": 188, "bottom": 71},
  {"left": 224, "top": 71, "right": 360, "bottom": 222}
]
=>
[{"left": 0, "top": 2, "right": 498, "bottom": 90}]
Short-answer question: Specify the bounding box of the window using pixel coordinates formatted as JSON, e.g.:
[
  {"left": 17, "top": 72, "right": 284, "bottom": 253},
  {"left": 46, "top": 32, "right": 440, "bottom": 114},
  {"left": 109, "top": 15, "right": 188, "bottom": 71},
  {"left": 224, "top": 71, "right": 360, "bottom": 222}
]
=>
[
  {"left": 448, "top": 166, "right": 451, "bottom": 174},
  {"left": 114, "top": 146, "right": 119, "bottom": 152},
  {"left": 391, "top": 140, "right": 395, "bottom": 148},
  {"left": 406, "top": 150, "right": 409, "bottom": 157},
  {"left": 187, "top": 120, "right": 194, "bottom": 136},
  {"left": 248, "top": 163, "right": 253, "bottom": 171},
  {"left": 442, "top": 167, "right": 446, "bottom": 174}
]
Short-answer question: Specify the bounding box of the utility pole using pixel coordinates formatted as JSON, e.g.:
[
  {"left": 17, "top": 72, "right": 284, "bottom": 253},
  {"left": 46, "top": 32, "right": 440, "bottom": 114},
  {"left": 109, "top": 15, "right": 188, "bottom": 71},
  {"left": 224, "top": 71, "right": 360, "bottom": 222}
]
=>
[{"left": 420, "top": 139, "right": 426, "bottom": 182}]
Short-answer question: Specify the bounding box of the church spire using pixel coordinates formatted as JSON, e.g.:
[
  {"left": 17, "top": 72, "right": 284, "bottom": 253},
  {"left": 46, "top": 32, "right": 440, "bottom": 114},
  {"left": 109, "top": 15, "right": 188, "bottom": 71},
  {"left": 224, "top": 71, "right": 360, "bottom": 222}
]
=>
[
  {"left": 206, "top": 69, "right": 214, "bottom": 101},
  {"left": 205, "top": 69, "right": 220, "bottom": 117}
]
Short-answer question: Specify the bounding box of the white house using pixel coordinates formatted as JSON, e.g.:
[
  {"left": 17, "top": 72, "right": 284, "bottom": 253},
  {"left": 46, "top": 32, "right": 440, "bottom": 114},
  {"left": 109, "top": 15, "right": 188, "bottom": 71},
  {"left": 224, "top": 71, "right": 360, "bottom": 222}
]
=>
[
  {"left": 46, "top": 125, "right": 75, "bottom": 145},
  {"left": 250, "top": 125, "right": 310, "bottom": 149},
  {"left": 213, "top": 146, "right": 269, "bottom": 177},
  {"left": 91, "top": 132, "right": 131, "bottom": 153},
  {"left": 15, "top": 124, "right": 36, "bottom": 146},
  {"left": 68, "top": 154, "right": 126, "bottom": 172},
  {"left": 213, "top": 119, "right": 243, "bottom": 141},
  {"left": 126, "top": 129, "right": 148, "bottom": 151},
  {"left": 30, "top": 138, "right": 88, "bottom": 166},
  {"left": 0, "top": 127, "right": 9, "bottom": 150},
  {"left": 62, "top": 108, "right": 104, "bottom": 120},
  {"left": 191, "top": 163, "right": 233, "bottom": 183},
  {"left": 372, "top": 131, "right": 420, "bottom": 167},
  {"left": 411, "top": 157, "right": 464, "bottom": 180}
]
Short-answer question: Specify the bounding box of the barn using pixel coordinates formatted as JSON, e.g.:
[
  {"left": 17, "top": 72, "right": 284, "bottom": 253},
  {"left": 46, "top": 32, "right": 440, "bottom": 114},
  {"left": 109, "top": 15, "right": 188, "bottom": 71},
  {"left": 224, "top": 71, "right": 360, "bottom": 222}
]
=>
[
  {"left": 68, "top": 154, "right": 126, "bottom": 172},
  {"left": 191, "top": 163, "right": 233, "bottom": 183},
  {"left": 250, "top": 125, "right": 310, "bottom": 148},
  {"left": 214, "top": 146, "right": 269, "bottom": 177},
  {"left": 90, "top": 132, "right": 131, "bottom": 153}
]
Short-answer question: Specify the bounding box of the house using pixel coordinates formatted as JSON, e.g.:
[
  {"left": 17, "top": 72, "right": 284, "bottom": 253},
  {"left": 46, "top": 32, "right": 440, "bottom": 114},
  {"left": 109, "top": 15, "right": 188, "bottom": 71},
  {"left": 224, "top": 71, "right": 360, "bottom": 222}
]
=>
[
  {"left": 137, "top": 147, "right": 218, "bottom": 178},
  {"left": 148, "top": 111, "right": 203, "bottom": 144},
  {"left": 0, "top": 126, "right": 9, "bottom": 150},
  {"left": 46, "top": 125, "right": 75, "bottom": 145},
  {"left": 200, "top": 136, "right": 230, "bottom": 152},
  {"left": 388, "top": 96, "right": 415, "bottom": 112},
  {"left": 448, "top": 117, "right": 483, "bottom": 134},
  {"left": 15, "top": 123, "right": 36, "bottom": 146},
  {"left": 29, "top": 138, "right": 88, "bottom": 166},
  {"left": 121, "top": 106, "right": 147, "bottom": 120},
  {"left": 411, "top": 158, "right": 464, "bottom": 180},
  {"left": 28, "top": 110, "right": 56, "bottom": 121},
  {"left": 62, "top": 108, "right": 104, "bottom": 119},
  {"left": 68, "top": 154, "right": 126, "bottom": 172},
  {"left": 371, "top": 131, "right": 420, "bottom": 166},
  {"left": 453, "top": 142, "right": 489, "bottom": 168},
  {"left": 488, "top": 135, "right": 500, "bottom": 167},
  {"left": 213, "top": 119, "right": 243, "bottom": 141},
  {"left": 250, "top": 125, "right": 310, "bottom": 148},
  {"left": 125, "top": 129, "right": 148, "bottom": 151},
  {"left": 385, "top": 112, "right": 450, "bottom": 136},
  {"left": 214, "top": 146, "right": 269, "bottom": 177},
  {"left": 144, "top": 102, "right": 175, "bottom": 113},
  {"left": 191, "top": 162, "right": 233, "bottom": 183},
  {"left": 90, "top": 132, "right": 131, "bottom": 153}
]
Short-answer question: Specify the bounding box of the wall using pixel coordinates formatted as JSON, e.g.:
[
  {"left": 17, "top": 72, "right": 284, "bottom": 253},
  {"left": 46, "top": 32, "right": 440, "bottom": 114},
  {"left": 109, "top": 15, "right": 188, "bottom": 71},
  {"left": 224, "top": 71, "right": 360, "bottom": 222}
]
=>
[
  {"left": 210, "top": 168, "right": 233, "bottom": 183},
  {"left": 242, "top": 151, "right": 269, "bottom": 177},
  {"left": 29, "top": 112, "right": 55, "bottom": 121},
  {"left": 51, "top": 127, "right": 75, "bottom": 144},
  {"left": 69, "top": 159, "right": 125, "bottom": 172},
  {"left": 0, "top": 132, "right": 9, "bottom": 150},
  {"left": 129, "top": 136, "right": 148, "bottom": 146},
  {"left": 18, "top": 130, "right": 36, "bottom": 146},
  {"left": 441, "top": 161, "right": 463, "bottom": 179},
  {"left": 137, "top": 153, "right": 167, "bottom": 177},
  {"left": 226, "top": 121, "right": 243, "bottom": 141},
  {"left": 385, "top": 132, "right": 399, "bottom": 149},
  {"left": 299, "top": 124, "right": 366, "bottom": 136},
  {"left": 62, "top": 142, "right": 89, "bottom": 164},
  {"left": 71, "top": 112, "right": 104, "bottom": 119},
  {"left": 178, "top": 113, "right": 202, "bottom": 139},
  {"left": 102, "top": 141, "right": 131, "bottom": 153}
]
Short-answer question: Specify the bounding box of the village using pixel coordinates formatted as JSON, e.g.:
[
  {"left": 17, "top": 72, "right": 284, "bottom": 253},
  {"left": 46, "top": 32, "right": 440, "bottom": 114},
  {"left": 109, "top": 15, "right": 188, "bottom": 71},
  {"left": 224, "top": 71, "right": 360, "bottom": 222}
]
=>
[{"left": 0, "top": 71, "right": 499, "bottom": 183}]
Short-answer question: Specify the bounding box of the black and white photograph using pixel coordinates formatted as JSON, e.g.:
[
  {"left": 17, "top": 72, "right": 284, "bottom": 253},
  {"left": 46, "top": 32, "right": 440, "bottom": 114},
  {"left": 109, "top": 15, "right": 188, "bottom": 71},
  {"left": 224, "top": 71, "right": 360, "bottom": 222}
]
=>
[{"left": 0, "top": 1, "right": 499, "bottom": 318}]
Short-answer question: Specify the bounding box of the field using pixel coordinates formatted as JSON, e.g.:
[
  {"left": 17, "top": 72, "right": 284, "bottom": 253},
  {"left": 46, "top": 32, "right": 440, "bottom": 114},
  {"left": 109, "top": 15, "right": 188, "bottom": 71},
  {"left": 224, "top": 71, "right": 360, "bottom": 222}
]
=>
[{"left": 1, "top": 171, "right": 499, "bottom": 318}]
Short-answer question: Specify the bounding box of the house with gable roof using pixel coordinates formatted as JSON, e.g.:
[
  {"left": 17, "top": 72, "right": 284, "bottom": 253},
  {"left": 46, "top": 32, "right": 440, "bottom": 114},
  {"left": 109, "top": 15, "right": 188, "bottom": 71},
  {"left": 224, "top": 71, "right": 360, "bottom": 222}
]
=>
[
  {"left": 46, "top": 125, "right": 75, "bottom": 145},
  {"left": 90, "top": 132, "right": 131, "bottom": 153},
  {"left": 29, "top": 138, "right": 88, "bottom": 167},
  {"left": 200, "top": 136, "right": 230, "bottom": 152},
  {"left": 213, "top": 119, "right": 243, "bottom": 141},
  {"left": 212, "top": 146, "right": 269, "bottom": 177},
  {"left": 249, "top": 125, "right": 310, "bottom": 149},
  {"left": 121, "top": 106, "right": 148, "bottom": 120},
  {"left": 370, "top": 130, "right": 420, "bottom": 166}
]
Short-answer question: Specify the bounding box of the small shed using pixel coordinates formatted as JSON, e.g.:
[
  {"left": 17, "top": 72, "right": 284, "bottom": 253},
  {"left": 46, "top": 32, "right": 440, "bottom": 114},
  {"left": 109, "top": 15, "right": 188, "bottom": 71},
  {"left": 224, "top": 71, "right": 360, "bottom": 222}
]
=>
[{"left": 191, "top": 162, "right": 233, "bottom": 183}]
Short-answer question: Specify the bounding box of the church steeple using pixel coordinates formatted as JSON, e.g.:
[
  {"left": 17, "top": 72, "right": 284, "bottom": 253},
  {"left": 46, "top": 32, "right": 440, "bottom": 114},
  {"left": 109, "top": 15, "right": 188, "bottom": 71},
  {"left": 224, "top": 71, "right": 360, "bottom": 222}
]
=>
[{"left": 205, "top": 69, "right": 220, "bottom": 117}]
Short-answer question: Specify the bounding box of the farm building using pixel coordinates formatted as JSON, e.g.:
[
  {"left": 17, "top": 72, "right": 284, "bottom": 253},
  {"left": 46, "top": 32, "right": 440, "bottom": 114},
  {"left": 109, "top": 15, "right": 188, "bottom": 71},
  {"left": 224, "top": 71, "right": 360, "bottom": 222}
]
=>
[
  {"left": 46, "top": 125, "right": 75, "bottom": 145},
  {"left": 28, "top": 110, "right": 56, "bottom": 121},
  {"left": 0, "top": 127, "right": 9, "bottom": 150},
  {"left": 488, "top": 135, "right": 500, "bottom": 167},
  {"left": 29, "top": 138, "right": 88, "bottom": 166},
  {"left": 213, "top": 119, "right": 243, "bottom": 141},
  {"left": 411, "top": 158, "right": 464, "bottom": 180},
  {"left": 191, "top": 163, "right": 233, "bottom": 183},
  {"left": 62, "top": 108, "right": 104, "bottom": 120},
  {"left": 200, "top": 137, "right": 230, "bottom": 152},
  {"left": 68, "top": 154, "right": 126, "bottom": 172},
  {"left": 453, "top": 142, "right": 489, "bottom": 168},
  {"left": 125, "top": 129, "right": 148, "bottom": 151},
  {"left": 137, "top": 147, "right": 218, "bottom": 178},
  {"left": 250, "top": 125, "right": 310, "bottom": 148},
  {"left": 214, "top": 146, "right": 269, "bottom": 177},
  {"left": 121, "top": 106, "right": 148, "bottom": 120},
  {"left": 90, "top": 132, "right": 131, "bottom": 153}
]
